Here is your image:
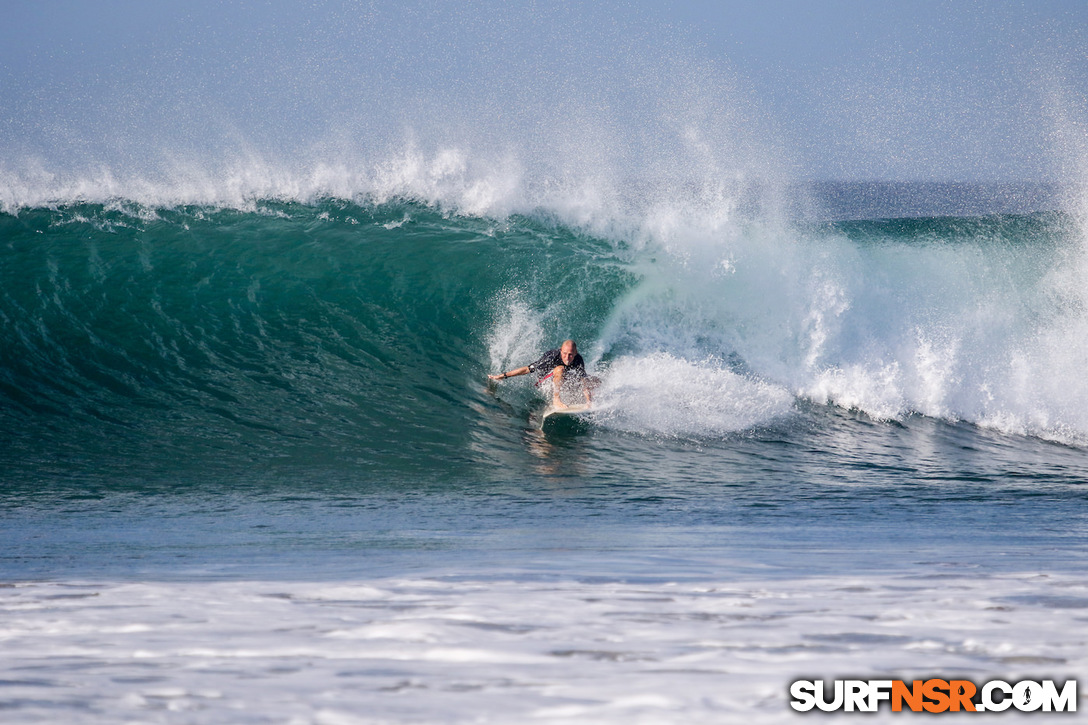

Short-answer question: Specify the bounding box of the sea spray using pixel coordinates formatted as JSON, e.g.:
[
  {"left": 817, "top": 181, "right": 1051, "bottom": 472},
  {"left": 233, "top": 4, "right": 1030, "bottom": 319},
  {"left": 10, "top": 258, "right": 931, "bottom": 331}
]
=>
[
  {"left": 589, "top": 203, "right": 1088, "bottom": 442},
  {"left": 2, "top": 0, "right": 1084, "bottom": 446},
  {"left": 593, "top": 353, "right": 794, "bottom": 437}
]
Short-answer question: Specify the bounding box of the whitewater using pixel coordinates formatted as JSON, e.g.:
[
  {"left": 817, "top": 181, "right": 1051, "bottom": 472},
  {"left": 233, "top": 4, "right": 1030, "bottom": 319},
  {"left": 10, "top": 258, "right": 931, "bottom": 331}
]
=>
[
  {"left": 3, "top": 175, "right": 1086, "bottom": 722},
  {"left": 4, "top": 2, "right": 1088, "bottom": 723}
]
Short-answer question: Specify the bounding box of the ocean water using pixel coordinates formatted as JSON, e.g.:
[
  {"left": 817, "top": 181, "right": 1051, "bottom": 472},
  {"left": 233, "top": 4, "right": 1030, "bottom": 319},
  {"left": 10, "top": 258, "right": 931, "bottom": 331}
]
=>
[
  {"left": 7, "top": 1, "right": 1088, "bottom": 718},
  {"left": 10, "top": 1, "right": 1088, "bottom": 718},
  {"left": 2, "top": 177, "right": 1086, "bottom": 723}
]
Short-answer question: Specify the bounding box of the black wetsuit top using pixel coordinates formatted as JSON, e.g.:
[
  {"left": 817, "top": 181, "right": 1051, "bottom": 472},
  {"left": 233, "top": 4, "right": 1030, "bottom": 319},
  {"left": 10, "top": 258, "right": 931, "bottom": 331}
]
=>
[{"left": 528, "top": 349, "right": 586, "bottom": 382}]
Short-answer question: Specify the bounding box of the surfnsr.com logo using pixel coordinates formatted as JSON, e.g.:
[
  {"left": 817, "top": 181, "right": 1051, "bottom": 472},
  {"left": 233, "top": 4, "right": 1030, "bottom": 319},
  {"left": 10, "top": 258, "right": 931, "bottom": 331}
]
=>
[{"left": 789, "top": 679, "right": 1077, "bottom": 713}]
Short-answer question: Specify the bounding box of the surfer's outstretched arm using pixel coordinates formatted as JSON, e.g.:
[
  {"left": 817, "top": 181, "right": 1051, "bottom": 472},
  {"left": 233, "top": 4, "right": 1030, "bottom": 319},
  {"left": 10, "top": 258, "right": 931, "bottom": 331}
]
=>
[{"left": 488, "top": 365, "right": 530, "bottom": 381}]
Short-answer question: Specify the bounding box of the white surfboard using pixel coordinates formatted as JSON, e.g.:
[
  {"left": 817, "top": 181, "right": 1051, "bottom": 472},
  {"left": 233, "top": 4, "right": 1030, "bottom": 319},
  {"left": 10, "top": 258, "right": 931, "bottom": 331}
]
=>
[{"left": 539, "top": 403, "right": 592, "bottom": 430}]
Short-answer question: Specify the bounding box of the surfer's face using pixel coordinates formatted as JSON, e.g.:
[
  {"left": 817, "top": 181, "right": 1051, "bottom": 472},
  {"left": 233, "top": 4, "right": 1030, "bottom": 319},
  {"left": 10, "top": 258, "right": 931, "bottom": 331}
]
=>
[{"left": 560, "top": 343, "right": 577, "bottom": 365}]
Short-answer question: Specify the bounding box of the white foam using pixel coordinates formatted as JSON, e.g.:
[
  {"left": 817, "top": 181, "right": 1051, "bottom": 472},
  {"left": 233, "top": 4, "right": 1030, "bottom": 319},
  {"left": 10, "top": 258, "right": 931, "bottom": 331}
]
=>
[
  {"left": 1, "top": 572, "right": 1083, "bottom": 723},
  {"left": 593, "top": 353, "right": 794, "bottom": 436},
  {"left": 7, "top": 71, "right": 1088, "bottom": 446},
  {"left": 585, "top": 199, "right": 1088, "bottom": 443}
]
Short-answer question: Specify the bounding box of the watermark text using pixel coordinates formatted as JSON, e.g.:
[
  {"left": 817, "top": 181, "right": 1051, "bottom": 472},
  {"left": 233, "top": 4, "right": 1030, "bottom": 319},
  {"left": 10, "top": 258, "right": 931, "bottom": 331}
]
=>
[{"left": 790, "top": 679, "right": 1077, "bottom": 713}]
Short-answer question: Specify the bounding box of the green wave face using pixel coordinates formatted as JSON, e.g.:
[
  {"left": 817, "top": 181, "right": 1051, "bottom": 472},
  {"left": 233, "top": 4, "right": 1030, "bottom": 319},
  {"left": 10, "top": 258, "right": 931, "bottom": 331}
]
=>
[
  {"left": 1, "top": 199, "right": 1084, "bottom": 487},
  {"left": 0, "top": 201, "right": 634, "bottom": 482}
]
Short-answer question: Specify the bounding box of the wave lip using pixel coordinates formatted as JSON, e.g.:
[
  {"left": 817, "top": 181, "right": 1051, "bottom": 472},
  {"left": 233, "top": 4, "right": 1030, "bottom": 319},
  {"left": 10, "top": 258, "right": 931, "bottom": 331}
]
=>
[{"left": 5, "top": 190, "right": 1088, "bottom": 470}]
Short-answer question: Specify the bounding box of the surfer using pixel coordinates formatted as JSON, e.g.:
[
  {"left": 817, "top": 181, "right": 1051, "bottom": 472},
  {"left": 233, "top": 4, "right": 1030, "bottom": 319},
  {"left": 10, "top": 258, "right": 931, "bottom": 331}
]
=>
[{"left": 489, "top": 339, "right": 596, "bottom": 408}]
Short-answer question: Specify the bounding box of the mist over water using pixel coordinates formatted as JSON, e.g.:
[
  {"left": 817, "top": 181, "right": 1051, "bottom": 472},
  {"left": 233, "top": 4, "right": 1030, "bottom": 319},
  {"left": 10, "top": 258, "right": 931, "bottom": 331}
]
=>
[
  {"left": 4, "top": 3, "right": 1088, "bottom": 472},
  {"left": 4, "top": 0, "right": 1088, "bottom": 450},
  {"left": 1, "top": 3, "right": 786, "bottom": 222},
  {"left": 5, "top": 7, "right": 1088, "bottom": 723}
]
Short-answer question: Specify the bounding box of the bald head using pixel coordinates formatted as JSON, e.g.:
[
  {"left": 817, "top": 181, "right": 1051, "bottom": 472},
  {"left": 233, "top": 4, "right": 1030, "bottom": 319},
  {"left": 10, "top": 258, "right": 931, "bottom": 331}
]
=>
[{"left": 560, "top": 340, "right": 578, "bottom": 365}]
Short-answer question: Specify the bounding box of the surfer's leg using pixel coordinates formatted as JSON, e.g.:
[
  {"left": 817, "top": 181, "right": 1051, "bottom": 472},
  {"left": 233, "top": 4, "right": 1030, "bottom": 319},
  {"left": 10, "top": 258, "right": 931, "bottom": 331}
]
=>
[{"left": 551, "top": 366, "right": 568, "bottom": 407}]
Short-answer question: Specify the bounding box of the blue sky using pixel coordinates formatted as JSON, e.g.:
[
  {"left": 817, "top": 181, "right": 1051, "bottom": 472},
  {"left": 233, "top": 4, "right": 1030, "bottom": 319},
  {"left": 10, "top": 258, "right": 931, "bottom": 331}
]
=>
[{"left": 3, "top": 0, "right": 1087, "bottom": 182}]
